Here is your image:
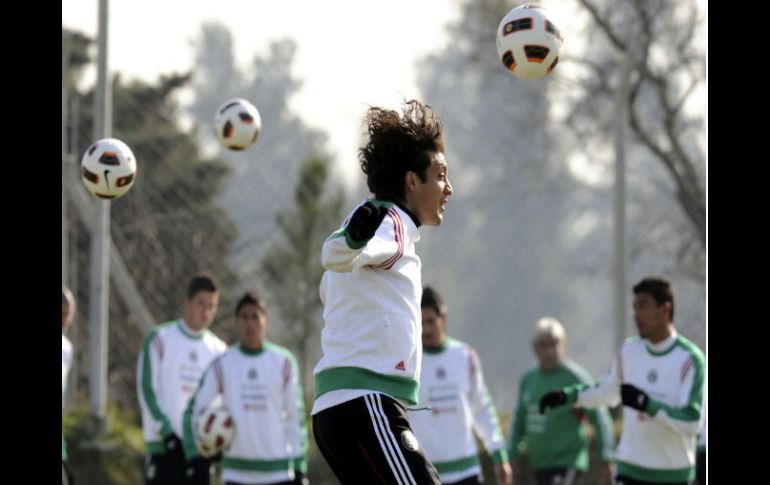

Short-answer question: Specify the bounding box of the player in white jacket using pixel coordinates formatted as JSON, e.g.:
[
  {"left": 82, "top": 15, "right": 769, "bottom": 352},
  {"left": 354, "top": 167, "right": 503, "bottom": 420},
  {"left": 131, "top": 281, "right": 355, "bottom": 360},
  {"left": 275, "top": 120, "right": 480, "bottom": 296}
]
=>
[
  {"left": 137, "top": 272, "right": 228, "bottom": 485},
  {"left": 62, "top": 287, "right": 76, "bottom": 485},
  {"left": 182, "top": 291, "right": 308, "bottom": 485},
  {"left": 540, "top": 277, "right": 705, "bottom": 485},
  {"left": 312, "top": 99, "right": 453, "bottom": 485},
  {"left": 410, "top": 287, "right": 512, "bottom": 485}
]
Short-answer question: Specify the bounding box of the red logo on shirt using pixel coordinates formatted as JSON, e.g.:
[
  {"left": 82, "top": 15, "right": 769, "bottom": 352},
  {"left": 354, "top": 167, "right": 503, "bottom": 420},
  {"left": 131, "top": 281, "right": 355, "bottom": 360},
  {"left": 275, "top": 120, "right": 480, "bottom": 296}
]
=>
[{"left": 395, "top": 361, "right": 406, "bottom": 371}]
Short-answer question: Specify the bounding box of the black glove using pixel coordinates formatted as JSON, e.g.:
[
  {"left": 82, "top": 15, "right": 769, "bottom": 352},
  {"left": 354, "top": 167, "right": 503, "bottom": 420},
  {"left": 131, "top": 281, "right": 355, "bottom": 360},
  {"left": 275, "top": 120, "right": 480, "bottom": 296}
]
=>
[
  {"left": 346, "top": 201, "right": 389, "bottom": 244},
  {"left": 621, "top": 383, "right": 650, "bottom": 411},
  {"left": 539, "top": 390, "right": 568, "bottom": 414},
  {"left": 164, "top": 433, "right": 183, "bottom": 453},
  {"left": 293, "top": 469, "right": 309, "bottom": 485}
]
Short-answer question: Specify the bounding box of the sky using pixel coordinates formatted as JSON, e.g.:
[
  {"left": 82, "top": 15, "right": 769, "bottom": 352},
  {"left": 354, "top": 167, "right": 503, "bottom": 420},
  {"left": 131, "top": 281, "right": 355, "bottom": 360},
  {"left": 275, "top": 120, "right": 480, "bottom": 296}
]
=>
[
  {"left": 62, "top": 0, "right": 705, "bottom": 187},
  {"left": 62, "top": 0, "right": 465, "bottom": 184}
]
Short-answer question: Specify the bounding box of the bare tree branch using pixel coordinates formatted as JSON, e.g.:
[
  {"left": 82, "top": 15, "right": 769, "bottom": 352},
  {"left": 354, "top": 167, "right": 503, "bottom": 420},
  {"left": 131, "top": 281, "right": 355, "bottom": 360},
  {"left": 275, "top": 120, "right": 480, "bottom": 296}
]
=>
[
  {"left": 571, "top": 0, "right": 706, "bottom": 251},
  {"left": 577, "top": 0, "right": 628, "bottom": 51}
]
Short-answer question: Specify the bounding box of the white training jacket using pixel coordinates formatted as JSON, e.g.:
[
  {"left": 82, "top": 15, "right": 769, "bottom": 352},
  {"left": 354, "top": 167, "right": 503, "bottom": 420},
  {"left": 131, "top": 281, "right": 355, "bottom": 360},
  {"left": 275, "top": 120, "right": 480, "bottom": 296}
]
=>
[
  {"left": 574, "top": 332, "right": 705, "bottom": 483},
  {"left": 313, "top": 200, "right": 424, "bottom": 413},
  {"left": 410, "top": 338, "right": 508, "bottom": 483},
  {"left": 182, "top": 342, "right": 308, "bottom": 485},
  {"left": 136, "top": 319, "right": 227, "bottom": 454}
]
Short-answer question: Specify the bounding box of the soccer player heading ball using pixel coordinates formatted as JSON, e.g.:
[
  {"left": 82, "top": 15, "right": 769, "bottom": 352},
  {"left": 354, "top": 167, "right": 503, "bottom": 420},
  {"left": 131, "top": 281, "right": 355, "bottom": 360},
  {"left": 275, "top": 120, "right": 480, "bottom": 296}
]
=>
[{"left": 312, "top": 99, "right": 453, "bottom": 485}]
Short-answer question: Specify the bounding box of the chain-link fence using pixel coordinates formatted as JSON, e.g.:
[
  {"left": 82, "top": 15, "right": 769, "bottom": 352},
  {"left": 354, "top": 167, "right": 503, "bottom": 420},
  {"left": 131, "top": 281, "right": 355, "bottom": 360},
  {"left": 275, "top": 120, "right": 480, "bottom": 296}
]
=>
[{"left": 62, "top": 29, "right": 344, "bottom": 412}]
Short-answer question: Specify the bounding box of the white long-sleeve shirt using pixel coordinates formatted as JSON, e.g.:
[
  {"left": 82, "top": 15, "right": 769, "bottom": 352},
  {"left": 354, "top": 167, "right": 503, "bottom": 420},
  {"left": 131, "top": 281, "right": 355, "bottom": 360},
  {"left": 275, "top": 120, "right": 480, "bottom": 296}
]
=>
[
  {"left": 313, "top": 200, "right": 424, "bottom": 414},
  {"left": 62, "top": 335, "right": 73, "bottom": 406},
  {"left": 182, "top": 342, "right": 308, "bottom": 485},
  {"left": 574, "top": 332, "right": 705, "bottom": 483},
  {"left": 62, "top": 334, "right": 73, "bottom": 461},
  {"left": 136, "top": 320, "right": 227, "bottom": 454},
  {"left": 410, "top": 338, "right": 508, "bottom": 484}
]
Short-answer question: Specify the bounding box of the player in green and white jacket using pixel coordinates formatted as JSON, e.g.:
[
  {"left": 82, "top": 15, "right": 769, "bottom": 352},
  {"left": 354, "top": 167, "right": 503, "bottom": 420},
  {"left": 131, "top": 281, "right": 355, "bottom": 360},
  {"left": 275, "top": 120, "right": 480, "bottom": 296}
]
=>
[
  {"left": 183, "top": 291, "right": 308, "bottom": 485},
  {"left": 312, "top": 100, "right": 453, "bottom": 485},
  {"left": 137, "top": 273, "right": 228, "bottom": 485},
  {"left": 540, "top": 277, "right": 705, "bottom": 485},
  {"left": 410, "top": 287, "right": 512, "bottom": 485},
  {"left": 509, "top": 317, "right": 615, "bottom": 485},
  {"left": 62, "top": 287, "right": 76, "bottom": 485}
]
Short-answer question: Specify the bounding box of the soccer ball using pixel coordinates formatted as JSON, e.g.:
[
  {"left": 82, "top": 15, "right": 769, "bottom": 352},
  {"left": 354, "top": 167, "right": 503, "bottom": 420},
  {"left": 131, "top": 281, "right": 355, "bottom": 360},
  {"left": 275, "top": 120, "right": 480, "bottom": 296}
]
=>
[
  {"left": 214, "top": 98, "right": 262, "bottom": 150},
  {"left": 80, "top": 138, "right": 137, "bottom": 199},
  {"left": 195, "top": 406, "right": 235, "bottom": 457},
  {"left": 496, "top": 4, "right": 563, "bottom": 80}
]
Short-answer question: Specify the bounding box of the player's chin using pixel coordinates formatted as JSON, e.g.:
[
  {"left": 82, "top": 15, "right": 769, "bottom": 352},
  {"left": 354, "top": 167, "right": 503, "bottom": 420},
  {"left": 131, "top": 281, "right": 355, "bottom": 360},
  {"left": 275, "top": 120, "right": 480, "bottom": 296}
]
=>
[{"left": 423, "top": 213, "right": 444, "bottom": 226}]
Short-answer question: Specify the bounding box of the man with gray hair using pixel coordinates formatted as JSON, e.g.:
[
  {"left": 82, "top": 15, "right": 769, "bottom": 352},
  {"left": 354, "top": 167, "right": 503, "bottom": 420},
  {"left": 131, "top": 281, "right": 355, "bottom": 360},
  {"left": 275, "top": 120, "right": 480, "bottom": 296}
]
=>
[{"left": 508, "top": 317, "right": 615, "bottom": 485}]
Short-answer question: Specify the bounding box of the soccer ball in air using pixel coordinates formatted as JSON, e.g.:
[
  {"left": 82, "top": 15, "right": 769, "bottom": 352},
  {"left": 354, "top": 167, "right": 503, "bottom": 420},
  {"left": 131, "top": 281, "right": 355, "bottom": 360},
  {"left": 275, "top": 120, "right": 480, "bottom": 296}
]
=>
[
  {"left": 80, "top": 138, "right": 137, "bottom": 199},
  {"left": 195, "top": 406, "right": 235, "bottom": 457},
  {"left": 214, "top": 98, "right": 262, "bottom": 150},
  {"left": 496, "top": 4, "right": 563, "bottom": 80}
]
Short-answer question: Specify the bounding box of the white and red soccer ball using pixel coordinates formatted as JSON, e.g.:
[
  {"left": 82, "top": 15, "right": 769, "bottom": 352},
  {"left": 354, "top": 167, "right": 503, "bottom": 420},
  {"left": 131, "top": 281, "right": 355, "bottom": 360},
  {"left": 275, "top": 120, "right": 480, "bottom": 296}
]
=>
[
  {"left": 496, "top": 4, "right": 564, "bottom": 80},
  {"left": 80, "top": 138, "right": 137, "bottom": 199},
  {"left": 214, "top": 98, "right": 262, "bottom": 151},
  {"left": 195, "top": 405, "right": 235, "bottom": 457}
]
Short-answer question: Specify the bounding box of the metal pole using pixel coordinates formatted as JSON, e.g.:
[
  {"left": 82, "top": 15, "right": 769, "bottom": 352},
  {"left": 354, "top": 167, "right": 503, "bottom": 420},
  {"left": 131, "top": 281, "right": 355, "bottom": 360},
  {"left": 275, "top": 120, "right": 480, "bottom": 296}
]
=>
[
  {"left": 62, "top": 30, "right": 72, "bottom": 286},
  {"left": 62, "top": 28, "right": 74, "bottom": 407},
  {"left": 69, "top": 93, "right": 81, "bottom": 408},
  {"left": 614, "top": 51, "right": 632, "bottom": 352},
  {"left": 89, "top": 0, "right": 112, "bottom": 434}
]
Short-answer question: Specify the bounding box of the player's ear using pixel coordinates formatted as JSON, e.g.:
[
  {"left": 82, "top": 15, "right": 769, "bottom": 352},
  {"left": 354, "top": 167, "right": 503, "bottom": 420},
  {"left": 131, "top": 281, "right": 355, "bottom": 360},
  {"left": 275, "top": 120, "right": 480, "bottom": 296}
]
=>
[
  {"left": 662, "top": 301, "right": 672, "bottom": 318},
  {"left": 405, "top": 171, "right": 418, "bottom": 192}
]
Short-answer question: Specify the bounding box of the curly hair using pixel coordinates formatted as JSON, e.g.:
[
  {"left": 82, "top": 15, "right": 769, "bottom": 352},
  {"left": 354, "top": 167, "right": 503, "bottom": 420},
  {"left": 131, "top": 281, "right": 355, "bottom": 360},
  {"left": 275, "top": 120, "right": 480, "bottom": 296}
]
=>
[{"left": 358, "top": 99, "right": 445, "bottom": 201}]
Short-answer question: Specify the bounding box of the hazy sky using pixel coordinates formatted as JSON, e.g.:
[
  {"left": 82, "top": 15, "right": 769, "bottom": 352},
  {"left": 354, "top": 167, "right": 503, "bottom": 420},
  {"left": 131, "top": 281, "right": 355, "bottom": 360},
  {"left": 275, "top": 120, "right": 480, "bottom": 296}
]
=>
[
  {"left": 61, "top": 0, "right": 705, "bottom": 186},
  {"left": 62, "top": 0, "right": 468, "bottom": 183}
]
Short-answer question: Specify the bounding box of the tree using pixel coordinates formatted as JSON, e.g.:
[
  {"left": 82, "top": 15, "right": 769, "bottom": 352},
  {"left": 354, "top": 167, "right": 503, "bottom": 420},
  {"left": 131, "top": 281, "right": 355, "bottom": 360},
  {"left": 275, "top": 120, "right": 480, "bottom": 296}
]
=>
[
  {"left": 89, "top": 72, "right": 238, "bottom": 321},
  {"left": 62, "top": 28, "right": 92, "bottom": 87},
  {"left": 188, "top": 23, "right": 329, "bottom": 283},
  {"left": 415, "top": 0, "right": 706, "bottom": 409},
  {"left": 565, "top": 0, "right": 706, "bottom": 271},
  {"left": 416, "top": 0, "right": 617, "bottom": 406},
  {"left": 64, "top": 27, "right": 238, "bottom": 407},
  {"left": 260, "top": 156, "right": 345, "bottom": 403}
]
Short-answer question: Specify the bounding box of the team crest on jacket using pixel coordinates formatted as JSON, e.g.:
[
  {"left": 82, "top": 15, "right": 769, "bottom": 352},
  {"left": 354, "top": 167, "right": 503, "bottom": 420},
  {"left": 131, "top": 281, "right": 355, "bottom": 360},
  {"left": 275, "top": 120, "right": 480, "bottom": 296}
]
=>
[
  {"left": 189, "top": 350, "right": 198, "bottom": 362},
  {"left": 401, "top": 430, "right": 419, "bottom": 451},
  {"left": 647, "top": 369, "right": 658, "bottom": 383},
  {"left": 436, "top": 367, "right": 446, "bottom": 379},
  {"left": 248, "top": 368, "right": 258, "bottom": 380}
]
